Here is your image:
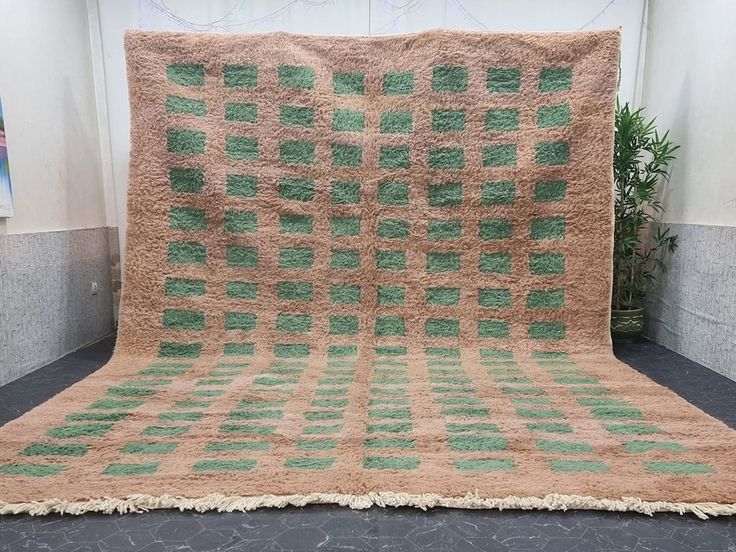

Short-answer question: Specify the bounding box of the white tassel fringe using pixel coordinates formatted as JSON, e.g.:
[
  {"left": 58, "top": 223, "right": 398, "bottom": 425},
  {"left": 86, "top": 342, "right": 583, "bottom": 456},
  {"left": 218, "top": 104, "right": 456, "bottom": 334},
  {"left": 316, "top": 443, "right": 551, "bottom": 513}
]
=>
[{"left": 2, "top": 492, "right": 735, "bottom": 519}]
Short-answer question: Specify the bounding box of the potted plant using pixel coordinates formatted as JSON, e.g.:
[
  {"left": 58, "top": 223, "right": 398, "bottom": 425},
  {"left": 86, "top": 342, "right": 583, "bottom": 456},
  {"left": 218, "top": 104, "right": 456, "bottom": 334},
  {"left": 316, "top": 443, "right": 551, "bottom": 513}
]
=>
[{"left": 611, "top": 101, "right": 679, "bottom": 342}]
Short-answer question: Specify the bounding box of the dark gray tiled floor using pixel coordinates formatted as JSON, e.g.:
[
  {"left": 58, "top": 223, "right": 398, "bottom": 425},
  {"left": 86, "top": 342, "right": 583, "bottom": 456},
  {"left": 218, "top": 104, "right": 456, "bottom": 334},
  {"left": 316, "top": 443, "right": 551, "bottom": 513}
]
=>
[{"left": 1, "top": 337, "right": 735, "bottom": 551}]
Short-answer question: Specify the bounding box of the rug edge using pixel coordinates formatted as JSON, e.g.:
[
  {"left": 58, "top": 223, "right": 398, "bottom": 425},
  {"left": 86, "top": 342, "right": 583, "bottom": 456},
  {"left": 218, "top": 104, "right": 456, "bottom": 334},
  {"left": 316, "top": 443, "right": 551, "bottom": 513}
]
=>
[{"left": 2, "top": 492, "right": 734, "bottom": 519}]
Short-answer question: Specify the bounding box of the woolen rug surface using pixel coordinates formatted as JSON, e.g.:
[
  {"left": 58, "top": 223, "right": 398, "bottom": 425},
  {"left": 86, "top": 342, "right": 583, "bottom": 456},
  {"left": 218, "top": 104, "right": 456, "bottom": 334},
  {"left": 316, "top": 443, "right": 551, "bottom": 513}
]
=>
[{"left": 1, "top": 29, "right": 735, "bottom": 517}]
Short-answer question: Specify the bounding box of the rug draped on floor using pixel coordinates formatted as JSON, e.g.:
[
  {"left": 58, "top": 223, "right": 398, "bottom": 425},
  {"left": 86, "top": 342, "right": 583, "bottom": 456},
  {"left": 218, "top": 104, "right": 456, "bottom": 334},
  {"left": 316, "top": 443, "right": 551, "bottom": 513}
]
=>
[{"left": 1, "top": 29, "right": 735, "bottom": 517}]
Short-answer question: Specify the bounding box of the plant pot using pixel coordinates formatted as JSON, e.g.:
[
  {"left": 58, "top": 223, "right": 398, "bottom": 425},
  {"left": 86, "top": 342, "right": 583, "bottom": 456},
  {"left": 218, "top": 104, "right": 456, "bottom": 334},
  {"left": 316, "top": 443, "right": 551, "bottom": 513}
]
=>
[{"left": 610, "top": 307, "right": 645, "bottom": 343}]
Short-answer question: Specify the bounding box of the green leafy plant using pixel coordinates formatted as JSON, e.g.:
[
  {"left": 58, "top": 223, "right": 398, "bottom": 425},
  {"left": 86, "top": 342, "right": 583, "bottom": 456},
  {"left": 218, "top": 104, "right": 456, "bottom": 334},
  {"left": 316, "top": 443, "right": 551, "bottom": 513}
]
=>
[{"left": 612, "top": 100, "right": 679, "bottom": 310}]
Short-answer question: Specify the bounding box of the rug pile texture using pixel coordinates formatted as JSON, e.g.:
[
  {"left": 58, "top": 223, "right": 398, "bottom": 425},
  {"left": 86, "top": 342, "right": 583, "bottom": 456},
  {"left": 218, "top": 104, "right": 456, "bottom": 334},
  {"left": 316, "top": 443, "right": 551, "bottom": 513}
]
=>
[{"left": 1, "top": 29, "right": 735, "bottom": 517}]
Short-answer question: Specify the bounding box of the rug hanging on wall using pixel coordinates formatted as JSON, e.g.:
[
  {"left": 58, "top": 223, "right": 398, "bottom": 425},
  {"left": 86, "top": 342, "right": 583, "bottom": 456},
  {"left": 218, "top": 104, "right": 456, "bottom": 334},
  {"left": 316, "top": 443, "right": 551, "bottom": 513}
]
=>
[{"left": 1, "top": 29, "right": 735, "bottom": 517}]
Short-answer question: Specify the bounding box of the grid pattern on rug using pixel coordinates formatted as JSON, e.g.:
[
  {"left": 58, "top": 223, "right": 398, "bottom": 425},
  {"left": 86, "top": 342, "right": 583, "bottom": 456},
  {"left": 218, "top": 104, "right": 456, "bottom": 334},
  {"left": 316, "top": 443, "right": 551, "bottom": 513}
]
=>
[
  {"left": 0, "top": 57, "right": 716, "bottom": 481},
  {"left": 1, "top": 351, "right": 715, "bottom": 478},
  {"left": 161, "top": 62, "right": 572, "bottom": 360},
  {"left": 4, "top": 31, "right": 735, "bottom": 514}
]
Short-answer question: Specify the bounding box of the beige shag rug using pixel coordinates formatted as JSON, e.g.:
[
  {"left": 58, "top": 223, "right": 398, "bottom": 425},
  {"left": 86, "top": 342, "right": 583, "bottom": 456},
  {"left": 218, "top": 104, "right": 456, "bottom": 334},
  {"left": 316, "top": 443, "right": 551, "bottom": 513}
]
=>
[{"left": 1, "top": 29, "right": 735, "bottom": 518}]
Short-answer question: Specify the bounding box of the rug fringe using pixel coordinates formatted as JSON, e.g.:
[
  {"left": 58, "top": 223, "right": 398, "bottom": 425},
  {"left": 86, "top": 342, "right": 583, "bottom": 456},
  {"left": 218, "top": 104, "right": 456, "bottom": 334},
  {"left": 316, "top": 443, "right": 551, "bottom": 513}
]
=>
[{"left": 2, "top": 492, "right": 735, "bottom": 519}]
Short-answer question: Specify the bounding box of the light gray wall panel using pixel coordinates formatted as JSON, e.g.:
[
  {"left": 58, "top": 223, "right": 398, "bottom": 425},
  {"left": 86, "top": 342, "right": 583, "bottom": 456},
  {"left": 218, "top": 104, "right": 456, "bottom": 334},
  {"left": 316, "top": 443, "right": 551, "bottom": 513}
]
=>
[
  {"left": 0, "top": 228, "right": 114, "bottom": 385},
  {"left": 646, "top": 223, "right": 736, "bottom": 381}
]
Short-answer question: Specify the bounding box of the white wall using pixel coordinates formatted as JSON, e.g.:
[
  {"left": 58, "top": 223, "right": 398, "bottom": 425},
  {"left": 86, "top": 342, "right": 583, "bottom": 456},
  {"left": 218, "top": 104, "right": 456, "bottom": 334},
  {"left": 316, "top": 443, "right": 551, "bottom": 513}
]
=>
[
  {"left": 0, "top": 0, "right": 106, "bottom": 235},
  {"left": 639, "top": 1, "right": 736, "bottom": 380},
  {"left": 642, "top": 0, "right": 736, "bottom": 227},
  {"left": 93, "top": 0, "right": 647, "bottom": 263}
]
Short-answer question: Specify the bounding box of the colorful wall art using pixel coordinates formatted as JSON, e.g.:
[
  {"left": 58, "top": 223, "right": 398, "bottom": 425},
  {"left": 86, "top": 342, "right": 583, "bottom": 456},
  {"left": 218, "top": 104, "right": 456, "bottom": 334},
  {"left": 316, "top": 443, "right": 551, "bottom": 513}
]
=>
[{"left": 0, "top": 91, "right": 14, "bottom": 217}]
